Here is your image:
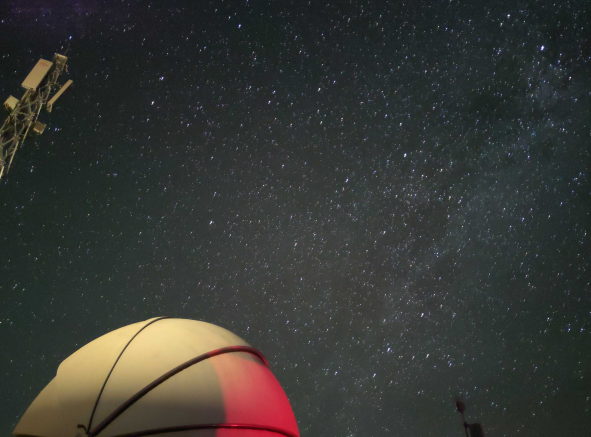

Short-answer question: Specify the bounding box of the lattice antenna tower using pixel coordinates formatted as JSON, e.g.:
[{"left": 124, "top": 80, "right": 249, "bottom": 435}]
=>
[{"left": 0, "top": 52, "right": 72, "bottom": 179}]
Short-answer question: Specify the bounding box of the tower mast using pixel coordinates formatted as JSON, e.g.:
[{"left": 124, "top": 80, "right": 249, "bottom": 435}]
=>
[{"left": 0, "top": 52, "right": 72, "bottom": 180}]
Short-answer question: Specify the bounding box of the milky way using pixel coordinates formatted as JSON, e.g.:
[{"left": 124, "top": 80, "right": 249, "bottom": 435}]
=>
[{"left": 1, "top": 1, "right": 590, "bottom": 436}]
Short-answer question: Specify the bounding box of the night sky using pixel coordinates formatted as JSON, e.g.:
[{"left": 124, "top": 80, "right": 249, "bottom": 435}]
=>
[{"left": 1, "top": 1, "right": 590, "bottom": 436}]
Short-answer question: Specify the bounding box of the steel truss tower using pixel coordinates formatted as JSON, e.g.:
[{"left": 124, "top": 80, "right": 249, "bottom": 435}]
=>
[{"left": 0, "top": 52, "right": 72, "bottom": 180}]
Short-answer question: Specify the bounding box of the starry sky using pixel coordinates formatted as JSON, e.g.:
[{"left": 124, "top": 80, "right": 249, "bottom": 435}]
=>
[{"left": 1, "top": 1, "right": 590, "bottom": 436}]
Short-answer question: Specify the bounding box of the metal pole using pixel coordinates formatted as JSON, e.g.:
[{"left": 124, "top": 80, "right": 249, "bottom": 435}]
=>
[
  {"left": 460, "top": 410, "right": 469, "bottom": 437},
  {"left": 456, "top": 398, "right": 469, "bottom": 437}
]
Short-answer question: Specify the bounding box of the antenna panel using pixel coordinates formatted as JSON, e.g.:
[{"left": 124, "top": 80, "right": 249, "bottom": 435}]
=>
[
  {"left": 4, "top": 96, "right": 18, "bottom": 111},
  {"left": 47, "top": 79, "right": 73, "bottom": 111},
  {"left": 22, "top": 58, "right": 53, "bottom": 90}
]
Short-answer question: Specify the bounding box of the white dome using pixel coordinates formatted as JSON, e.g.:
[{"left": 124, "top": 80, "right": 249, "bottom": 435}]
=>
[{"left": 14, "top": 318, "right": 299, "bottom": 437}]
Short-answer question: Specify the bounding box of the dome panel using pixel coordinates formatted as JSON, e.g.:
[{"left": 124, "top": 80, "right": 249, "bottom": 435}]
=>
[
  {"left": 99, "top": 356, "right": 225, "bottom": 437},
  {"left": 92, "top": 319, "right": 250, "bottom": 428},
  {"left": 15, "top": 318, "right": 163, "bottom": 437},
  {"left": 99, "top": 352, "right": 297, "bottom": 437}
]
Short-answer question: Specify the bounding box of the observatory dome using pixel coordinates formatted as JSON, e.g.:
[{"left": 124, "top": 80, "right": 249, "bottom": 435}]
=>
[{"left": 14, "top": 317, "right": 299, "bottom": 437}]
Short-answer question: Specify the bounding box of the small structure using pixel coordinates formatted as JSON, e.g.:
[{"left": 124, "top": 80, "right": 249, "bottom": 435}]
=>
[
  {"left": 4, "top": 96, "right": 18, "bottom": 112},
  {"left": 32, "top": 122, "right": 46, "bottom": 136},
  {"left": 456, "top": 398, "right": 485, "bottom": 437},
  {"left": 13, "top": 317, "right": 300, "bottom": 437}
]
